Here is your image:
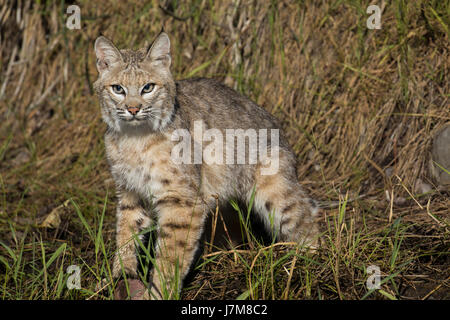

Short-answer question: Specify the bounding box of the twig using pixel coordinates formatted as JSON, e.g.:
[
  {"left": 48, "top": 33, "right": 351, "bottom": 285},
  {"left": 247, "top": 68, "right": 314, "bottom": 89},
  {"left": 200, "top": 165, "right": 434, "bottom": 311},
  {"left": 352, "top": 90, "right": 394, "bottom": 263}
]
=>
[
  {"left": 208, "top": 198, "right": 220, "bottom": 253},
  {"left": 364, "top": 153, "right": 385, "bottom": 178},
  {"left": 202, "top": 248, "right": 250, "bottom": 259},
  {"left": 426, "top": 198, "right": 447, "bottom": 227},
  {"left": 27, "top": 74, "right": 62, "bottom": 111},
  {"left": 421, "top": 276, "right": 449, "bottom": 300},
  {"left": 283, "top": 247, "right": 299, "bottom": 300},
  {"left": 0, "top": 45, "right": 18, "bottom": 100},
  {"left": 396, "top": 175, "right": 423, "bottom": 210},
  {"left": 191, "top": 280, "right": 208, "bottom": 300},
  {"left": 248, "top": 242, "right": 298, "bottom": 299},
  {"left": 158, "top": 4, "right": 195, "bottom": 21},
  {"left": 217, "top": 207, "right": 233, "bottom": 248},
  {"left": 87, "top": 280, "right": 112, "bottom": 300},
  {"left": 389, "top": 189, "right": 394, "bottom": 223},
  {"left": 84, "top": 42, "right": 93, "bottom": 95}
]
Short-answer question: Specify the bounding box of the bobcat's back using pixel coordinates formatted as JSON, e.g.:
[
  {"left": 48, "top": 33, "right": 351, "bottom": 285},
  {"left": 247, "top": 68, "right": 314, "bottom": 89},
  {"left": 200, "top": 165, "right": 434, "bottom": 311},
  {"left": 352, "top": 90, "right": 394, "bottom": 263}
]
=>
[{"left": 174, "top": 78, "right": 282, "bottom": 133}]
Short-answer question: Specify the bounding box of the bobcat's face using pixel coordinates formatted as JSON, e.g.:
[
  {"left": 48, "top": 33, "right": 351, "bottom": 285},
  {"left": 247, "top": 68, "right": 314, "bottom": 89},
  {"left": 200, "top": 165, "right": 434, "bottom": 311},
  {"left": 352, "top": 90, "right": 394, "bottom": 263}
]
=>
[{"left": 94, "top": 33, "right": 176, "bottom": 132}]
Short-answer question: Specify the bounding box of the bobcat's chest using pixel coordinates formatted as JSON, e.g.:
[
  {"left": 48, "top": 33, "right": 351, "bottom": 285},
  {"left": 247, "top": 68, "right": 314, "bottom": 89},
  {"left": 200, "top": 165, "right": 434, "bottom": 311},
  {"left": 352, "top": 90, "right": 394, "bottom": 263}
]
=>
[
  {"left": 105, "top": 133, "right": 171, "bottom": 199},
  {"left": 112, "top": 160, "right": 153, "bottom": 198}
]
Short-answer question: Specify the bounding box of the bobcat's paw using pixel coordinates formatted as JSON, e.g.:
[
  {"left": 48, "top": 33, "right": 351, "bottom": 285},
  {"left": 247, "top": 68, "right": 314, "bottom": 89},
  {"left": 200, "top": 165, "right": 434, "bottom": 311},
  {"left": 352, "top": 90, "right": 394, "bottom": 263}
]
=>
[{"left": 114, "top": 279, "right": 149, "bottom": 300}]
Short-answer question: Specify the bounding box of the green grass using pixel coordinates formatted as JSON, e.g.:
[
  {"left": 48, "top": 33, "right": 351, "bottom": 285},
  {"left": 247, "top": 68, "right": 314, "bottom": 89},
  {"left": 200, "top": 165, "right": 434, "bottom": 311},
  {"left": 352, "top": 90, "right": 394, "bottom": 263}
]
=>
[{"left": 0, "top": 185, "right": 448, "bottom": 299}]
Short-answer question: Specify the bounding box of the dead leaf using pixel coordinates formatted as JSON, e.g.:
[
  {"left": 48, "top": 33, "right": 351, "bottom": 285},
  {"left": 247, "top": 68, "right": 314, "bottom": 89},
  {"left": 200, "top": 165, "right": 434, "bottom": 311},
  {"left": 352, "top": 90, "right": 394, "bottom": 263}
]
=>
[{"left": 40, "top": 199, "right": 70, "bottom": 228}]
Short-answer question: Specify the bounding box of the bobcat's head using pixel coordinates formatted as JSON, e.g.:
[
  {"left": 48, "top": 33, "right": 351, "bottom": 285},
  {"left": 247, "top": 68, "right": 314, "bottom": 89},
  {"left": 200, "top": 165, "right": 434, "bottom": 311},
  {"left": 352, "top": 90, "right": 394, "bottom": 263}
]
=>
[{"left": 93, "top": 32, "right": 176, "bottom": 133}]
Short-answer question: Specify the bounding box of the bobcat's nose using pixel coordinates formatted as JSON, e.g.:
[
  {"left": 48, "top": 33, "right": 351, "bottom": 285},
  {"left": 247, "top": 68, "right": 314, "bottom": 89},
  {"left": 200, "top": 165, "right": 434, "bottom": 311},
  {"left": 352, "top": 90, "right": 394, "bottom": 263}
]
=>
[{"left": 126, "top": 104, "right": 142, "bottom": 116}]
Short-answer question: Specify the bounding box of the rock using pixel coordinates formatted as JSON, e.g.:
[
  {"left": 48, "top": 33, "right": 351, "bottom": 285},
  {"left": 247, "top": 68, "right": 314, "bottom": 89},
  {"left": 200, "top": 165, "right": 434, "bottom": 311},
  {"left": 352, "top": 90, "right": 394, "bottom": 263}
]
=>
[
  {"left": 394, "top": 196, "right": 407, "bottom": 206},
  {"left": 11, "top": 148, "right": 31, "bottom": 167},
  {"left": 414, "top": 178, "right": 432, "bottom": 194},
  {"left": 430, "top": 123, "right": 450, "bottom": 187},
  {"left": 384, "top": 167, "right": 394, "bottom": 178}
]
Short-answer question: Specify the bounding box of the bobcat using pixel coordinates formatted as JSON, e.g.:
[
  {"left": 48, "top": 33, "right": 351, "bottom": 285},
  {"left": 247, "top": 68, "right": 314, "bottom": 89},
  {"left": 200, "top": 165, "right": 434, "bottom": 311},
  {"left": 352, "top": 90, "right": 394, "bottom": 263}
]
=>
[{"left": 94, "top": 31, "right": 319, "bottom": 299}]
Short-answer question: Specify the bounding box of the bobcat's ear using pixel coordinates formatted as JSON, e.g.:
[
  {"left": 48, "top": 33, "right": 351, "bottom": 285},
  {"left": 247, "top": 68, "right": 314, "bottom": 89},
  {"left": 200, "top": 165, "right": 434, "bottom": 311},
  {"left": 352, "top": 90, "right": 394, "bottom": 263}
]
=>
[
  {"left": 145, "top": 32, "right": 171, "bottom": 68},
  {"left": 94, "top": 36, "right": 123, "bottom": 73}
]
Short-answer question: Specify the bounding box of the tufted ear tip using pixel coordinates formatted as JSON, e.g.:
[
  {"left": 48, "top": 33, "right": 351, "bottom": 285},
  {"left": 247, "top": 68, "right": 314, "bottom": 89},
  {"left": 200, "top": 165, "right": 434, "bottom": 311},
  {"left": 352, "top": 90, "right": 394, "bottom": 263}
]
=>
[
  {"left": 94, "top": 36, "right": 104, "bottom": 48},
  {"left": 146, "top": 32, "right": 171, "bottom": 68},
  {"left": 94, "top": 36, "right": 123, "bottom": 73}
]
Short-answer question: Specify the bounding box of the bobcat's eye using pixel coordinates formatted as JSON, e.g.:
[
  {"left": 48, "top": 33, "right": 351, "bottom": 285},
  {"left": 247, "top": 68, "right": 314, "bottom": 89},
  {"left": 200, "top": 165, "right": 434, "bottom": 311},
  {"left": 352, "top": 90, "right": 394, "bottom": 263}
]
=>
[
  {"left": 141, "top": 83, "right": 155, "bottom": 95},
  {"left": 111, "top": 84, "right": 125, "bottom": 95}
]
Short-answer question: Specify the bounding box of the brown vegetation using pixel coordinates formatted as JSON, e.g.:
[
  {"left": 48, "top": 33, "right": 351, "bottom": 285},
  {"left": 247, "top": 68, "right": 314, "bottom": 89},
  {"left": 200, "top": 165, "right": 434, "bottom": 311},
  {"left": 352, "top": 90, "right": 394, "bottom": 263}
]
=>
[{"left": 0, "top": 0, "right": 448, "bottom": 299}]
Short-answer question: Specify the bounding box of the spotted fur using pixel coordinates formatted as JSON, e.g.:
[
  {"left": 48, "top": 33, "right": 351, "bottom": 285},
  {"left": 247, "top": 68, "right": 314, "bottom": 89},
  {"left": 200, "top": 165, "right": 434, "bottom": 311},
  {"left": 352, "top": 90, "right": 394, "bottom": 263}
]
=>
[{"left": 94, "top": 31, "right": 320, "bottom": 299}]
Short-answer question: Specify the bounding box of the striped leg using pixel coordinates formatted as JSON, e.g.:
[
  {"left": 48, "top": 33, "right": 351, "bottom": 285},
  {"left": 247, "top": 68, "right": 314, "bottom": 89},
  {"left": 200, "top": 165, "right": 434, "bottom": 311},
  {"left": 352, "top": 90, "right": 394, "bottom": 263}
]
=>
[
  {"left": 113, "top": 190, "right": 152, "bottom": 279},
  {"left": 149, "top": 194, "right": 206, "bottom": 299},
  {"left": 252, "top": 165, "right": 319, "bottom": 248}
]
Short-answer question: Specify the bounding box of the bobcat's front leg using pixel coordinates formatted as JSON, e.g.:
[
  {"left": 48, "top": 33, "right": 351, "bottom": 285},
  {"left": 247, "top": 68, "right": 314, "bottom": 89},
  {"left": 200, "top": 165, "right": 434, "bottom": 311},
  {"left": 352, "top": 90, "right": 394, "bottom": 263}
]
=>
[
  {"left": 149, "top": 194, "right": 206, "bottom": 299},
  {"left": 113, "top": 190, "right": 152, "bottom": 279}
]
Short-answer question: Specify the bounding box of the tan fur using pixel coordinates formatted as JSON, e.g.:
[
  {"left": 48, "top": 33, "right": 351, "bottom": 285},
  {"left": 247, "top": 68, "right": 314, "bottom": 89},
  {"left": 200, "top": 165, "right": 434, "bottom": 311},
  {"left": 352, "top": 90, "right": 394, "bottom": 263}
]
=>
[{"left": 94, "top": 31, "right": 319, "bottom": 299}]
